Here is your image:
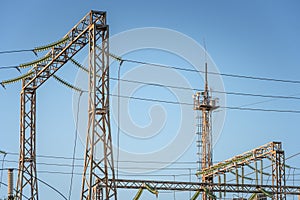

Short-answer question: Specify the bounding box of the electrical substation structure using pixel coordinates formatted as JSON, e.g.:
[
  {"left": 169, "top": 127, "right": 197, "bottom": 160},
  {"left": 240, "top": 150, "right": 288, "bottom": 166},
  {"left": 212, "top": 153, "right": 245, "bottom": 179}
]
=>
[
  {"left": 193, "top": 62, "right": 219, "bottom": 200},
  {"left": 16, "top": 11, "right": 117, "bottom": 200},
  {"left": 4, "top": 10, "right": 300, "bottom": 200}
]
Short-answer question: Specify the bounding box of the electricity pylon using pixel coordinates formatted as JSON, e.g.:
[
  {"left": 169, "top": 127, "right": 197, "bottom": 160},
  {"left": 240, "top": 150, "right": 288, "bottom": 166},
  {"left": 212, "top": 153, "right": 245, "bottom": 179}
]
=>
[
  {"left": 15, "top": 10, "right": 117, "bottom": 200},
  {"left": 80, "top": 17, "right": 117, "bottom": 200}
]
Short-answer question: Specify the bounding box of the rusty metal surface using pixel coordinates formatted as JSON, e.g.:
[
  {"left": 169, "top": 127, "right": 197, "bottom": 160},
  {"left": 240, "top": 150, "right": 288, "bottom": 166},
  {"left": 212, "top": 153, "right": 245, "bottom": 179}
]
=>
[{"left": 16, "top": 11, "right": 117, "bottom": 200}]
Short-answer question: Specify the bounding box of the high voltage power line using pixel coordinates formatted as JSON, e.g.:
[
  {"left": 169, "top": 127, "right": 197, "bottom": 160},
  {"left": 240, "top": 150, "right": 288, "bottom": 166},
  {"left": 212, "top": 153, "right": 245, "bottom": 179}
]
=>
[
  {"left": 1, "top": 11, "right": 299, "bottom": 200},
  {"left": 110, "top": 77, "right": 300, "bottom": 100},
  {"left": 3, "top": 168, "right": 300, "bottom": 182},
  {"left": 108, "top": 93, "right": 300, "bottom": 114},
  {"left": 120, "top": 58, "right": 300, "bottom": 84},
  {"left": 1, "top": 46, "right": 300, "bottom": 182},
  {"left": 3, "top": 69, "right": 299, "bottom": 113},
  {"left": 1, "top": 47, "right": 300, "bottom": 84},
  {"left": 3, "top": 152, "right": 196, "bottom": 164},
  {"left": 2, "top": 47, "right": 300, "bottom": 102},
  {"left": 3, "top": 150, "right": 300, "bottom": 166},
  {"left": 2, "top": 159, "right": 198, "bottom": 171},
  {"left": 2, "top": 54, "right": 300, "bottom": 102},
  {"left": 0, "top": 167, "right": 67, "bottom": 200},
  {"left": 4, "top": 72, "right": 300, "bottom": 113},
  {"left": 0, "top": 65, "right": 20, "bottom": 71},
  {"left": 0, "top": 49, "right": 36, "bottom": 55},
  {"left": 2, "top": 160, "right": 300, "bottom": 179}
]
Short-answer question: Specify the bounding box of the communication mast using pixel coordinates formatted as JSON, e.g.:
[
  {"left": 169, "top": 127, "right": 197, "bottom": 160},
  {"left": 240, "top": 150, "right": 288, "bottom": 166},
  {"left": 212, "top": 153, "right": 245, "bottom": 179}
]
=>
[{"left": 193, "top": 61, "right": 219, "bottom": 199}]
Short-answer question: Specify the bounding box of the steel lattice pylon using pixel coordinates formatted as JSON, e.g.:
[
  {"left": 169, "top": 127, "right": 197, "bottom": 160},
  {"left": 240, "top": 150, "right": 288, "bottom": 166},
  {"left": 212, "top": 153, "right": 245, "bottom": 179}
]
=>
[
  {"left": 17, "top": 86, "right": 38, "bottom": 200},
  {"left": 16, "top": 11, "right": 115, "bottom": 200},
  {"left": 80, "top": 20, "right": 117, "bottom": 200}
]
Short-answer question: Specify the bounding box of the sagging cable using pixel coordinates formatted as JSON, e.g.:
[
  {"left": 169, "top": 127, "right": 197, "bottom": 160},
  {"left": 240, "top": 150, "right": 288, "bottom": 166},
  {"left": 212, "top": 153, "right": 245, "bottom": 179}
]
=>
[
  {"left": 16, "top": 66, "right": 21, "bottom": 73},
  {"left": 246, "top": 164, "right": 270, "bottom": 176},
  {"left": 53, "top": 75, "right": 84, "bottom": 93},
  {"left": 96, "top": 45, "right": 123, "bottom": 64},
  {"left": 266, "top": 156, "right": 291, "bottom": 169},
  {"left": 190, "top": 190, "right": 201, "bottom": 200},
  {"left": 230, "top": 170, "right": 253, "bottom": 180},
  {"left": 248, "top": 193, "right": 257, "bottom": 200},
  {"left": 0, "top": 151, "right": 6, "bottom": 190},
  {"left": 203, "top": 187, "right": 217, "bottom": 199},
  {"left": 285, "top": 164, "right": 292, "bottom": 169},
  {"left": 258, "top": 187, "right": 273, "bottom": 198},
  {"left": 132, "top": 188, "right": 143, "bottom": 200},
  {"left": 19, "top": 54, "right": 51, "bottom": 69},
  {"left": 0, "top": 150, "right": 6, "bottom": 155},
  {"left": 108, "top": 51, "right": 123, "bottom": 63},
  {"left": 70, "top": 58, "right": 101, "bottom": 78},
  {"left": 0, "top": 71, "right": 34, "bottom": 89},
  {"left": 34, "top": 36, "right": 70, "bottom": 53},
  {"left": 70, "top": 58, "right": 88, "bottom": 73}
]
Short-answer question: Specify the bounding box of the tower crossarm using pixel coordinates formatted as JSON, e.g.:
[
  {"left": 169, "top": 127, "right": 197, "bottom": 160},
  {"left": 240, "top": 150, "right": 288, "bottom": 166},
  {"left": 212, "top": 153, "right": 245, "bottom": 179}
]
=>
[
  {"left": 197, "top": 141, "right": 282, "bottom": 178},
  {"left": 16, "top": 10, "right": 109, "bottom": 200},
  {"left": 109, "top": 179, "right": 300, "bottom": 195},
  {"left": 23, "top": 10, "right": 106, "bottom": 90}
]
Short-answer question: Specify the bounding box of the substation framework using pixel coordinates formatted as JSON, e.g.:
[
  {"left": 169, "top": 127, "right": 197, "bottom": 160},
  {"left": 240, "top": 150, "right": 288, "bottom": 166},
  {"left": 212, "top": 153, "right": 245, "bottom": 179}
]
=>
[
  {"left": 108, "top": 142, "right": 300, "bottom": 200},
  {"left": 13, "top": 10, "right": 300, "bottom": 200},
  {"left": 16, "top": 11, "right": 117, "bottom": 200}
]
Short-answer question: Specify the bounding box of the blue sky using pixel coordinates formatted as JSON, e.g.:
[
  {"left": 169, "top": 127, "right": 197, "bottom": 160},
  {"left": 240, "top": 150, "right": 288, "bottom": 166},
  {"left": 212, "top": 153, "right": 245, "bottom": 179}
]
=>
[{"left": 1, "top": 0, "right": 300, "bottom": 199}]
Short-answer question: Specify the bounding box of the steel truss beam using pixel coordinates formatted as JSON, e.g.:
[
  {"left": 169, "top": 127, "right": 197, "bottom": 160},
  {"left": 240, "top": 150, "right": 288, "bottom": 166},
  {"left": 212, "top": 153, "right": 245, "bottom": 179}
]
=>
[
  {"left": 197, "top": 142, "right": 286, "bottom": 200},
  {"left": 112, "top": 179, "right": 300, "bottom": 195},
  {"left": 16, "top": 11, "right": 110, "bottom": 200},
  {"left": 110, "top": 142, "right": 295, "bottom": 199},
  {"left": 198, "top": 142, "right": 282, "bottom": 177}
]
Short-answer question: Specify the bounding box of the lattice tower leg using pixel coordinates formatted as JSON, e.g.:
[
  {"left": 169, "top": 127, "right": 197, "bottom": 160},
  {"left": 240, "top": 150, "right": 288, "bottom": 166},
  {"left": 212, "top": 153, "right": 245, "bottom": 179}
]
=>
[
  {"left": 16, "top": 82, "right": 38, "bottom": 200},
  {"left": 272, "top": 149, "right": 286, "bottom": 200},
  {"left": 195, "top": 109, "right": 202, "bottom": 173},
  {"left": 202, "top": 109, "right": 213, "bottom": 200},
  {"left": 80, "top": 22, "right": 117, "bottom": 200}
]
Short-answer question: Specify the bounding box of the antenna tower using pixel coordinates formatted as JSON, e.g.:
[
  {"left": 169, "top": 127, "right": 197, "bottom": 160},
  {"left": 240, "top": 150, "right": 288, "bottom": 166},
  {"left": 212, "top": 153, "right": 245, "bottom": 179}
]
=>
[{"left": 193, "top": 60, "right": 219, "bottom": 200}]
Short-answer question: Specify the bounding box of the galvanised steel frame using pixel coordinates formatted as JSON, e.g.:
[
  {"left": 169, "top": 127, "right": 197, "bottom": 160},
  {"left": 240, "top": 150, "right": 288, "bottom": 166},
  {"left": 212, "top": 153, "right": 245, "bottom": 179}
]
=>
[
  {"left": 111, "top": 179, "right": 300, "bottom": 195},
  {"left": 16, "top": 10, "right": 117, "bottom": 200},
  {"left": 198, "top": 142, "right": 286, "bottom": 200},
  {"left": 80, "top": 19, "right": 117, "bottom": 200},
  {"left": 106, "top": 142, "right": 300, "bottom": 199},
  {"left": 14, "top": 10, "right": 299, "bottom": 200}
]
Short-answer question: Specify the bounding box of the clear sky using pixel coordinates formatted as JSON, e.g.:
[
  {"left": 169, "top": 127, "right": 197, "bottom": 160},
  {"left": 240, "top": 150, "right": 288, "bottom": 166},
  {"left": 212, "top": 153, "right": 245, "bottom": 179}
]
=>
[{"left": 1, "top": 0, "right": 300, "bottom": 199}]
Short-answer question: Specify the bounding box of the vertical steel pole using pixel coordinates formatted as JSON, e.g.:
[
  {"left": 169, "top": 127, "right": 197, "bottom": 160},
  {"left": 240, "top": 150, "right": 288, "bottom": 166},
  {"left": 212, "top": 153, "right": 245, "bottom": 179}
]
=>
[
  {"left": 16, "top": 82, "right": 38, "bottom": 200},
  {"left": 81, "top": 14, "right": 117, "bottom": 200}
]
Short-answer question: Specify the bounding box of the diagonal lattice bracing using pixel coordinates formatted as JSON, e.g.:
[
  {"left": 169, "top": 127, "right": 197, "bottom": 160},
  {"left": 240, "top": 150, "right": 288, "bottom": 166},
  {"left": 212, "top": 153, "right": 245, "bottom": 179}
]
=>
[
  {"left": 16, "top": 11, "right": 116, "bottom": 200},
  {"left": 16, "top": 86, "right": 38, "bottom": 200},
  {"left": 110, "top": 178, "right": 300, "bottom": 195},
  {"left": 80, "top": 22, "right": 117, "bottom": 200},
  {"left": 197, "top": 142, "right": 286, "bottom": 200}
]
